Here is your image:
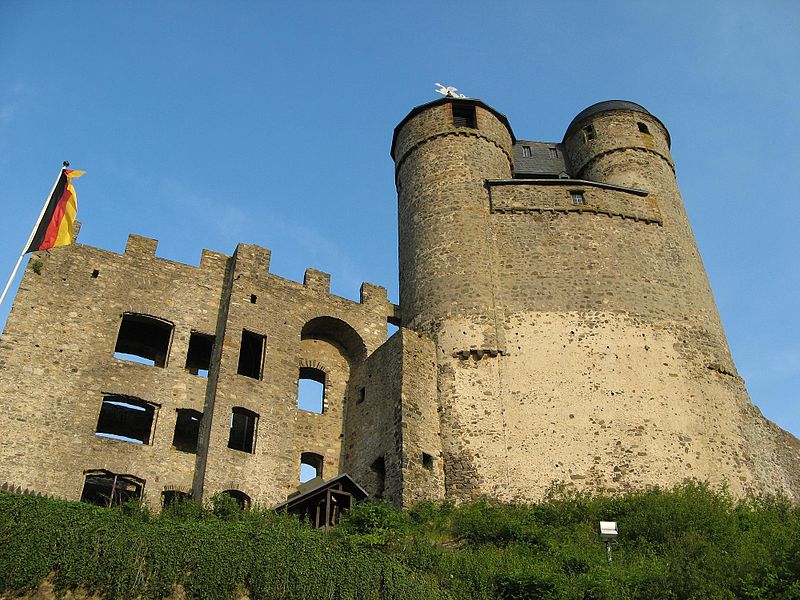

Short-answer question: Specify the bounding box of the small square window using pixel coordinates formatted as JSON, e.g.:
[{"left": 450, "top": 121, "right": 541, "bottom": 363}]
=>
[
  {"left": 452, "top": 104, "right": 476, "bottom": 128},
  {"left": 583, "top": 125, "right": 596, "bottom": 141},
  {"left": 422, "top": 452, "right": 434, "bottom": 470},
  {"left": 250, "top": 294, "right": 257, "bottom": 304},
  {"left": 637, "top": 122, "right": 650, "bottom": 134},
  {"left": 522, "top": 145, "right": 532, "bottom": 157},
  {"left": 548, "top": 147, "right": 558, "bottom": 159},
  {"left": 571, "top": 192, "right": 586, "bottom": 206}
]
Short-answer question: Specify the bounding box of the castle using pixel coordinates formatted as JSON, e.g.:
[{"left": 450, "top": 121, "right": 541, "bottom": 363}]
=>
[{"left": 0, "top": 97, "right": 798, "bottom": 510}]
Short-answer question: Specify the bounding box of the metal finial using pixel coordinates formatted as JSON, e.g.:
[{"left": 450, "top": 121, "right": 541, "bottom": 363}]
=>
[{"left": 63, "top": 161, "right": 70, "bottom": 168}]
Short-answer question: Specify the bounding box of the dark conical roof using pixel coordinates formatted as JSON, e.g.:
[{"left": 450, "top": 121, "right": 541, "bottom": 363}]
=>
[{"left": 564, "top": 100, "right": 669, "bottom": 147}]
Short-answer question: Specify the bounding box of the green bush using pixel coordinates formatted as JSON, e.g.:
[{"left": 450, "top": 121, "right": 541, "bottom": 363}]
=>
[{"left": 0, "top": 482, "right": 798, "bottom": 599}]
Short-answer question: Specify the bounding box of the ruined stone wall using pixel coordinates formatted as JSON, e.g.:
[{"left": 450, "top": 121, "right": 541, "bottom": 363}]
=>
[
  {"left": 0, "top": 235, "right": 395, "bottom": 509},
  {"left": 193, "top": 244, "right": 393, "bottom": 507},
  {"left": 0, "top": 235, "right": 226, "bottom": 508}
]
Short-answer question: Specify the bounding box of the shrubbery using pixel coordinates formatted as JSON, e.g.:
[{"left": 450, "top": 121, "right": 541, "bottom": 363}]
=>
[{"left": 0, "top": 482, "right": 798, "bottom": 599}]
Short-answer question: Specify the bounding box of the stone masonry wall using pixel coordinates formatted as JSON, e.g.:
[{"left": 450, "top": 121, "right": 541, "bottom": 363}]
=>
[{"left": 0, "top": 235, "right": 225, "bottom": 508}]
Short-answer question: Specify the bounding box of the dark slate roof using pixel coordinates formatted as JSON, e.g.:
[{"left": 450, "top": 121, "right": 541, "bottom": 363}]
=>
[
  {"left": 272, "top": 473, "right": 369, "bottom": 511},
  {"left": 513, "top": 141, "right": 568, "bottom": 178},
  {"left": 564, "top": 100, "right": 670, "bottom": 147},
  {"left": 391, "top": 97, "right": 516, "bottom": 158}
]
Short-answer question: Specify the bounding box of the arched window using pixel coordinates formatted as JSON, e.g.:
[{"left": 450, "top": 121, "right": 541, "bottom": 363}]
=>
[
  {"left": 113, "top": 313, "right": 173, "bottom": 367},
  {"left": 222, "top": 489, "right": 250, "bottom": 509},
  {"left": 300, "top": 452, "right": 324, "bottom": 483},
  {"left": 161, "top": 490, "right": 191, "bottom": 507},
  {"left": 297, "top": 367, "right": 325, "bottom": 413}
]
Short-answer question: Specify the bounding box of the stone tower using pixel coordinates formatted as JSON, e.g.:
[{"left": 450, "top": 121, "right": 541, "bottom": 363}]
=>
[{"left": 391, "top": 97, "right": 800, "bottom": 501}]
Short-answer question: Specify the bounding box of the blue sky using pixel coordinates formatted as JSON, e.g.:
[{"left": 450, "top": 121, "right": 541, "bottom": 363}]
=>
[{"left": 1, "top": 1, "right": 797, "bottom": 437}]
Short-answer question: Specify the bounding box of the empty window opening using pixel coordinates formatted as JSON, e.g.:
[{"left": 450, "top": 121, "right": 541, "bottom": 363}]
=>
[
  {"left": 522, "top": 145, "right": 532, "bottom": 157},
  {"left": 297, "top": 367, "right": 325, "bottom": 413},
  {"left": 172, "top": 409, "right": 202, "bottom": 453},
  {"left": 422, "top": 452, "right": 434, "bottom": 470},
  {"left": 228, "top": 407, "right": 258, "bottom": 453},
  {"left": 222, "top": 489, "right": 251, "bottom": 510},
  {"left": 80, "top": 470, "right": 144, "bottom": 507},
  {"left": 357, "top": 387, "right": 366, "bottom": 404},
  {"left": 549, "top": 147, "right": 559, "bottom": 159},
  {"left": 571, "top": 192, "right": 586, "bottom": 206},
  {"left": 637, "top": 122, "right": 650, "bottom": 134},
  {"left": 91, "top": 269, "right": 100, "bottom": 279},
  {"left": 95, "top": 395, "right": 157, "bottom": 445},
  {"left": 452, "top": 103, "right": 477, "bottom": 128},
  {"left": 185, "top": 331, "right": 214, "bottom": 377},
  {"left": 300, "top": 452, "right": 324, "bottom": 483},
  {"left": 387, "top": 322, "right": 399, "bottom": 339},
  {"left": 162, "top": 490, "right": 191, "bottom": 507},
  {"left": 370, "top": 456, "right": 386, "bottom": 499},
  {"left": 114, "top": 313, "right": 173, "bottom": 367},
  {"left": 583, "top": 124, "right": 596, "bottom": 141},
  {"left": 237, "top": 329, "right": 265, "bottom": 379},
  {"left": 250, "top": 294, "right": 257, "bottom": 304}
]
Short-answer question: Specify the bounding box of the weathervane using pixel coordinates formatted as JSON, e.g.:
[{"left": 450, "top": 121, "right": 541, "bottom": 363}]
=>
[{"left": 435, "top": 83, "right": 467, "bottom": 98}]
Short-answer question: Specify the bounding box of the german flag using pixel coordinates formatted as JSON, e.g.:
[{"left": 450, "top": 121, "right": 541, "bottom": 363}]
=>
[{"left": 26, "top": 168, "right": 85, "bottom": 253}]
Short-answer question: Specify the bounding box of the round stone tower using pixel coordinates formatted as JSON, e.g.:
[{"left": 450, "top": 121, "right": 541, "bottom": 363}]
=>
[
  {"left": 391, "top": 97, "right": 800, "bottom": 502},
  {"left": 561, "top": 101, "right": 734, "bottom": 371},
  {"left": 391, "top": 97, "right": 515, "bottom": 354}
]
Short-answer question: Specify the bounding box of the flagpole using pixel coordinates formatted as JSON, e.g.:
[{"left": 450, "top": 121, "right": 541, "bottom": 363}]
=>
[{"left": 0, "top": 162, "right": 68, "bottom": 308}]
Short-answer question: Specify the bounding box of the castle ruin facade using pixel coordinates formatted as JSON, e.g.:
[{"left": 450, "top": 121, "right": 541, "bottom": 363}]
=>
[{"left": 0, "top": 97, "right": 798, "bottom": 509}]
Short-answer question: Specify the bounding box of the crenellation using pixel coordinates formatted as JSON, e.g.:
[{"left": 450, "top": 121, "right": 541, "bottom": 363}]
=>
[
  {"left": 0, "top": 95, "right": 797, "bottom": 514},
  {"left": 125, "top": 234, "right": 159, "bottom": 256},
  {"left": 303, "top": 268, "right": 331, "bottom": 293}
]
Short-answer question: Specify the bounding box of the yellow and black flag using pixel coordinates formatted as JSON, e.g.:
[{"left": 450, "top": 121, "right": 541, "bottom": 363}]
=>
[{"left": 26, "top": 168, "right": 85, "bottom": 252}]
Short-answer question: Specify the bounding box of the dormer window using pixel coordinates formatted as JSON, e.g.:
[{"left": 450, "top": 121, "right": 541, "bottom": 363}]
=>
[
  {"left": 583, "top": 125, "right": 596, "bottom": 142},
  {"left": 522, "top": 145, "right": 532, "bottom": 157}
]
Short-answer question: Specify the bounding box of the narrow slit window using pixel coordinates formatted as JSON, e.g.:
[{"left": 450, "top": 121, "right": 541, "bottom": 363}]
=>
[
  {"left": 114, "top": 313, "right": 173, "bottom": 367},
  {"left": 357, "top": 387, "right": 366, "bottom": 404},
  {"left": 185, "top": 331, "right": 214, "bottom": 377},
  {"left": 549, "top": 147, "right": 559, "bottom": 158},
  {"left": 522, "top": 145, "right": 532, "bottom": 157},
  {"left": 81, "top": 470, "right": 144, "bottom": 507},
  {"left": 571, "top": 191, "right": 586, "bottom": 206},
  {"left": 452, "top": 103, "right": 476, "bottom": 128},
  {"left": 637, "top": 122, "right": 650, "bottom": 134},
  {"left": 300, "top": 452, "right": 324, "bottom": 483},
  {"left": 583, "top": 124, "right": 596, "bottom": 141},
  {"left": 250, "top": 294, "right": 257, "bottom": 304},
  {"left": 370, "top": 456, "right": 386, "bottom": 499},
  {"left": 297, "top": 367, "right": 325, "bottom": 413},
  {"left": 91, "top": 269, "right": 100, "bottom": 279},
  {"left": 172, "top": 408, "right": 202, "bottom": 453},
  {"left": 237, "top": 330, "right": 265, "bottom": 379},
  {"left": 228, "top": 407, "right": 258, "bottom": 453},
  {"left": 95, "top": 395, "right": 157, "bottom": 445}
]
